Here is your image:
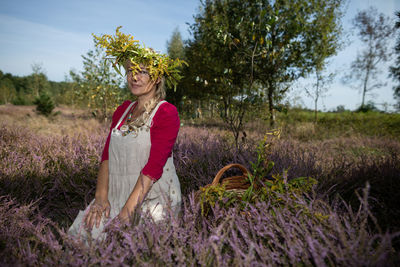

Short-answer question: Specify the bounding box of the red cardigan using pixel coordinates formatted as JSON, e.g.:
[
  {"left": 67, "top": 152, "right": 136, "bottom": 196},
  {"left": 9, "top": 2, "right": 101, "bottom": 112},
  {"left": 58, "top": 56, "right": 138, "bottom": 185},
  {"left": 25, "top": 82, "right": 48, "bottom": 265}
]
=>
[{"left": 101, "top": 100, "right": 180, "bottom": 181}]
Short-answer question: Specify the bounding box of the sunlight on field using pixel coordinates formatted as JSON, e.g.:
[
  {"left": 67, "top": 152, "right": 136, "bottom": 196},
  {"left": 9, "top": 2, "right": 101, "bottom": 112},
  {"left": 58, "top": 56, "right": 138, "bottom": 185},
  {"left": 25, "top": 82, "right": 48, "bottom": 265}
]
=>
[{"left": 0, "top": 104, "right": 106, "bottom": 137}]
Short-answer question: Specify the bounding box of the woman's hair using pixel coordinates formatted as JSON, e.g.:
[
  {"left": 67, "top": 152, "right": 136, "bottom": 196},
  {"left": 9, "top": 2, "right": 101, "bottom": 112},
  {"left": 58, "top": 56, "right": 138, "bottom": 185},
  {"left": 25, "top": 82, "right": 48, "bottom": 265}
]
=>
[{"left": 125, "top": 61, "right": 166, "bottom": 130}]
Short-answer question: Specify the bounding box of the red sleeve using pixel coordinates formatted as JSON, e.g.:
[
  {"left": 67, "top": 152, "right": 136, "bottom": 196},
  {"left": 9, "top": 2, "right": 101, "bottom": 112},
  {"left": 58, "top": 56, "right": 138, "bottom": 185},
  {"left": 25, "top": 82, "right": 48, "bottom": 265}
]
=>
[
  {"left": 141, "top": 102, "right": 180, "bottom": 181},
  {"left": 100, "top": 100, "right": 132, "bottom": 162}
]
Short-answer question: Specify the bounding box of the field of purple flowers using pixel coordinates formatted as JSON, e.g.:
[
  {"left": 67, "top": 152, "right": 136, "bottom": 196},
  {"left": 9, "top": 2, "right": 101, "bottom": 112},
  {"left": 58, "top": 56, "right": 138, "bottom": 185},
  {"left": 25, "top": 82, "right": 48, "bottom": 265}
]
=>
[{"left": 1, "top": 105, "right": 400, "bottom": 266}]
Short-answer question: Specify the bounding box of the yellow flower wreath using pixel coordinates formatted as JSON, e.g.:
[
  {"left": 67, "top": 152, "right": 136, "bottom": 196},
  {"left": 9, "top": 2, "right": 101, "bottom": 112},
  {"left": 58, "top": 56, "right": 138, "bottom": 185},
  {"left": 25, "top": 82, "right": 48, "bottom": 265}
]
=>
[{"left": 93, "top": 26, "right": 187, "bottom": 90}]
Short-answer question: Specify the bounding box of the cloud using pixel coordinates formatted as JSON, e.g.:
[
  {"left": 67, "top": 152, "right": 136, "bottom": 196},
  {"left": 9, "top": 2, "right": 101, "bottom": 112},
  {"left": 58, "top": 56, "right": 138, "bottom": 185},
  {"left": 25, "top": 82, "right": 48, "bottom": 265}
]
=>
[{"left": 0, "top": 14, "right": 91, "bottom": 80}]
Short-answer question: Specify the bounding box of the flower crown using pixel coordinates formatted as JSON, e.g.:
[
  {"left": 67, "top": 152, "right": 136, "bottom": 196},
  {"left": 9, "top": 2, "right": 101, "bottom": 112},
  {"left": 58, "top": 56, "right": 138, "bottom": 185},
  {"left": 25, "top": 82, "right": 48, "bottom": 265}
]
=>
[{"left": 92, "top": 26, "right": 187, "bottom": 90}]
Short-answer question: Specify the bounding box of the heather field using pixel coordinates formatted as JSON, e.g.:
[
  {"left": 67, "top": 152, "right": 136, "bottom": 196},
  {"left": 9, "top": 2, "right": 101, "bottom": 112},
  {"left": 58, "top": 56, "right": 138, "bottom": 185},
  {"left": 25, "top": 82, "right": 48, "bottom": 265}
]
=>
[{"left": 1, "top": 104, "right": 400, "bottom": 266}]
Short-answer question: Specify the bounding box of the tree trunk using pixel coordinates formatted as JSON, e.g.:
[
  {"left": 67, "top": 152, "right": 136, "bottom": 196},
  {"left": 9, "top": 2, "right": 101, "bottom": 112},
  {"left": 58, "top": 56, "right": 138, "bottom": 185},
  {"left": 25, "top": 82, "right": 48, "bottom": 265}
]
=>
[
  {"left": 361, "top": 38, "right": 373, "bottom": 110},
  {"left": 198, "top": 99, "right": 202, "bottom": 119},
  {"left": 314, "top": 71, "right": 320, "bottom": 124},
  {"left": 268, "top": 89, "right": 275, "bottom": 127},
  {"left": 361, "top": 67, "right": 370, "bottom": 109},
  {"left": 314, "top": 98, "right": 318, "bottom": 123},
  {"left": 102, "top": 90, "right": 107, "bottom": 123}
]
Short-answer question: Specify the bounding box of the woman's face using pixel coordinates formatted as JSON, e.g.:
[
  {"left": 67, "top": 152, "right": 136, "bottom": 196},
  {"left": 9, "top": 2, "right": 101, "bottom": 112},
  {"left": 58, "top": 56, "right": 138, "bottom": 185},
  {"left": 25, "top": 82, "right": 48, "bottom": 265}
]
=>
[{"left": 126, "top": 64, "right": 157, "bottom": 98}]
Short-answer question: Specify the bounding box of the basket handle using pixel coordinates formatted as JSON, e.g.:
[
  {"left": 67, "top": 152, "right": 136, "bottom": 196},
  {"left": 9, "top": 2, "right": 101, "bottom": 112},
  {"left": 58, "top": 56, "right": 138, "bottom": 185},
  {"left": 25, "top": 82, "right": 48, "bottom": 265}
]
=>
[{"left": 211, "top": 163, "right": 251, "bottom": 186}]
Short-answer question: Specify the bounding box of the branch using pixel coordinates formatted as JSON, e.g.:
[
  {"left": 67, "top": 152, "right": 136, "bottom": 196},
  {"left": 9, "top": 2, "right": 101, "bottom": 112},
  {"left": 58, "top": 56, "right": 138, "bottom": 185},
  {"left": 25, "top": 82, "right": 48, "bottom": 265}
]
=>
[{"left": 250, "top": 41, "right": 258, "bottom": 87}]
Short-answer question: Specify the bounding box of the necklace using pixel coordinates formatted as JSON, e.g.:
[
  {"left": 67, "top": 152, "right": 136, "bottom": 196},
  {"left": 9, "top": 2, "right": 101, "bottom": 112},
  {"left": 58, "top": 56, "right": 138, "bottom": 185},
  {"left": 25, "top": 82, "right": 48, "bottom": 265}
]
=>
[
  {"left": 121, "top": 104, "right": 138, "bottom": 136},
  {"left": 126, "top": 110, "right": 134, "bottom": 123},
  {"left": 120, "top": 102, "right": 151, "bottom": 137}
]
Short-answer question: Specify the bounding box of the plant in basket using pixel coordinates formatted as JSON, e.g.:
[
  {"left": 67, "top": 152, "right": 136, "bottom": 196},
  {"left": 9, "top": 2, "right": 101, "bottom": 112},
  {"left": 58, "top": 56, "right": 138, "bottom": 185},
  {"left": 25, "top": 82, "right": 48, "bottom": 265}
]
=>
[
  {"left": 196, "top": 129, "right": 319, "bottom": 218},
  {"left": 197, "top": 183, "right": 237, "bottom": 216},
  {"left": 195, "top": 163, "right": 252, "bottom": 216}
]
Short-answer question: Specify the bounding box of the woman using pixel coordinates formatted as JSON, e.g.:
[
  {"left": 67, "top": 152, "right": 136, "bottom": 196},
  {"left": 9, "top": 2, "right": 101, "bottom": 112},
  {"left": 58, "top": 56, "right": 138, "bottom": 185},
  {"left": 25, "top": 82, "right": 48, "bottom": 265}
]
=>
[{"left": 68, "top": 27, "right": 186, "bottom": 241}]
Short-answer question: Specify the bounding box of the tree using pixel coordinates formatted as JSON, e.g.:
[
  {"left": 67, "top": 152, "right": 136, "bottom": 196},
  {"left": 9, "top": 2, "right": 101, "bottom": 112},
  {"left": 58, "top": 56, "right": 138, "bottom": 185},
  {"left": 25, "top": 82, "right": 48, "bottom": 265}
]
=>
[
  {"left": 0, "top": 71, "right": 16, "bottom": 104},
  {"left": 187, "top": 0, "right": 345, "bottom": 140},
  {"left": 167, "top": 27, "right": 186, "bottom": 60},
  {"left": 70, "top": 45, "right": 127, "bottom": 122},
  {"left": 305, "top": 71, "right": 335, "bottom": 123},
  {"left": 0, "top": 70, "right": 77, "bottom": 106},
  {"left": 48, "top": 80, "right": 76, "bottom": 106},
  {"left": 30, "top": 63, "right": 49, "bottom": 99},
  {"left": 306, "top": 0, "right": 344, "bottom": 122},
  {"left": 187, "top": 0, "right": 261, "bottom": 146},
  {"left": 346, "top": 7, "right": 394, "bottom": 110},
  {"left": 166, "top": 27, "right": 187, "bottom": 110},
  {"left": 255, "top": 0, "right": 344, "bottom": 126},
  {"left": 0, "top": 72, "right": 31, "bottom": 105},
  {"left": 334, "top": 104, "right": 346, "bottom": 112},
  {"left": 390, "top": 11, "right": 400, "bottom": 110}
]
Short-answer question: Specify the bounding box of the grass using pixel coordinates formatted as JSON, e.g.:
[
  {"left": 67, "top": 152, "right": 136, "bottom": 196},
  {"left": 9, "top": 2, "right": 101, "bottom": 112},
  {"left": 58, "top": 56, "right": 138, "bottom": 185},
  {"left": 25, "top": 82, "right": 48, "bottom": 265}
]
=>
[
  {"left": 277, "top": 109, "right": 400, "bottom": 140},
  {"left": 186, "top": 107, "right": 400, "bottom": 142}
]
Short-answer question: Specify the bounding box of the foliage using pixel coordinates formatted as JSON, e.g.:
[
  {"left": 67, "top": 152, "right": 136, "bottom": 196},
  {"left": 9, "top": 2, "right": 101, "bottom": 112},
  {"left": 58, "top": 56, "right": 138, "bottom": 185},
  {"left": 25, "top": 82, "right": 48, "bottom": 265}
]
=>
[
  {"left": 334, "top": 104, "right": 347, "bottom": 112},
  {"left": 70, "top": 46, "right": 127, "bottom": 122},
  {"left": 355, "top": 100, "right": 378, "bottom": 113},
  {"left": 0, "top": 69, "right": 75, "bottom": 106},
  {"left": 345, "top": 7, "right": 395, "bottom": 109},
  {"left": 186, "top": 0, "right": 345, "bottom": 146},
  {"left": 166, "top": 28, "right": 187, "bottom": 109},
  {"left": 390, "top": 11, "right": 400, "bottom": 110},
  {"left": 0, "top": 72, "right": 16, "bottom": 104},
  {"left": 255, "top": 0, "right": 344, "bottom": 126},
  {"left": 305, "top": 70, "right": 335, "bottom": 123},
  {"left": 198, "top": 172, "right": 317, "bottom": 217},
  {"left": 34, "top": 92, "right": 55, "bottom": 116},
  {"left": 197, "top": 128, "right": 317, "bottom": 216},
  {"left": 11, "top": 93, "right": 29, "bottom": 105},
  {"left": 167, "top": 27, "right": 186, "bottom": 61},
  {"left": 302, "top": 0, "right": 344, "bottom": 124},
  {"left": 30, "top": 63, "right": 49, "bottom": 99},
  {"left": 93, "top": 26, "right": 187, "bottom": 90},
  {"left": 187, "top": 0, "right": 268, "bottom": 146}
]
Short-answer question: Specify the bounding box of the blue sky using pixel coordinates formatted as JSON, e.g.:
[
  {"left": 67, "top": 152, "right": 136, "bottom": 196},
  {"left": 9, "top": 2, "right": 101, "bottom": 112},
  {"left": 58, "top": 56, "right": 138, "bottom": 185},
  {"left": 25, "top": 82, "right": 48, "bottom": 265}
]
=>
[{"left": 0, "top": 0, "right": 399, "bottom": 111}]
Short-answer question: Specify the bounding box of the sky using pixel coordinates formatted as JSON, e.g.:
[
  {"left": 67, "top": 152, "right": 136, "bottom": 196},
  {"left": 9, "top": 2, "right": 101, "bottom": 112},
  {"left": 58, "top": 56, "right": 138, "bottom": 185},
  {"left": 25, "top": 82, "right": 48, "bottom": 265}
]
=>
[{"left": 0, "top": 0, "right": 399, "bottom": 111}]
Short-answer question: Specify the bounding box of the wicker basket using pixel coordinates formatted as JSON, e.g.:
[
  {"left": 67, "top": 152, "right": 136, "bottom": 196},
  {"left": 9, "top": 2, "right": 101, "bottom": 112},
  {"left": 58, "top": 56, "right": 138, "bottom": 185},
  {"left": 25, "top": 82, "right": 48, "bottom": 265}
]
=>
[{"left": 195, "top": 163, "right": 252, "bottom": 202}]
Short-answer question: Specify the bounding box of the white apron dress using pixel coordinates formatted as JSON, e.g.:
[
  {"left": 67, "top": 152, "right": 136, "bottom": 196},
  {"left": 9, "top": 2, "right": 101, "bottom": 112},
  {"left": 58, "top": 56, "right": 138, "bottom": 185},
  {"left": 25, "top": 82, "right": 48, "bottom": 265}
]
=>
[{"left": 68, "top": 100, "right": 182, "bottom": 241}]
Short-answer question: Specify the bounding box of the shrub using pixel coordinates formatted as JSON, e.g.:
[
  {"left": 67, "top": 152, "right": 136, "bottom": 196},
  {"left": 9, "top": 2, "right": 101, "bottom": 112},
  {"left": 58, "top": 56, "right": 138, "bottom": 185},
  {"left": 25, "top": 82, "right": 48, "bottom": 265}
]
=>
[
  {"left": 356, "top": 101, "right": 378, "bottom": 113},
  {"left": 34, "top": 92, "right": 55, "bottom": 116},
  {"left": 334, "top": 104, "right": 347, "bottom": 112},
  {"left": 12, "top": 94, "right": 29, "bottom": 105},
  {"left": 1, "top": 185, "right": 399, "bottom": 266}
]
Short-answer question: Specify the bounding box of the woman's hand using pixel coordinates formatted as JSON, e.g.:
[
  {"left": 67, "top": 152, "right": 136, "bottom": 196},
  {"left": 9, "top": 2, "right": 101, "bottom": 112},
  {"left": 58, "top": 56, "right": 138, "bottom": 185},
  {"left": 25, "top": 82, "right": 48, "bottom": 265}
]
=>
[
  {"left": 84, "top": 197, "right": 111, "bottom": 230},
  {"left": 111, "top": 174, "right": 153, "bottom": 226},
  {"left": 107, "top": 206, "right": 131, "bottom": 228},
  {"left": 117, "top": 206, "right": 132, "bottom": 224}
]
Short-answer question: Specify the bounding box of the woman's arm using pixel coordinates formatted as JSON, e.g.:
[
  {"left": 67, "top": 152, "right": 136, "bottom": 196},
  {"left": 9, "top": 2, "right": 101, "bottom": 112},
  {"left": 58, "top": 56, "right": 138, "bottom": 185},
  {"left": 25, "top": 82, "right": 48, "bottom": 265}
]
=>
[
  {"left": 119, "top": 173, "right": 153, "bottom": 220},
  {"left": 141, "top": 103, "right": 180, "bottom": 181},
  {"left": 85, "top": 101, "right": 133, "bottom": 229},
  {"left": 95, "top": 160, "right": 109, "bottom": 199},
  {"left": 84, "top": 160, "right": 111, "bottom": 230}
]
